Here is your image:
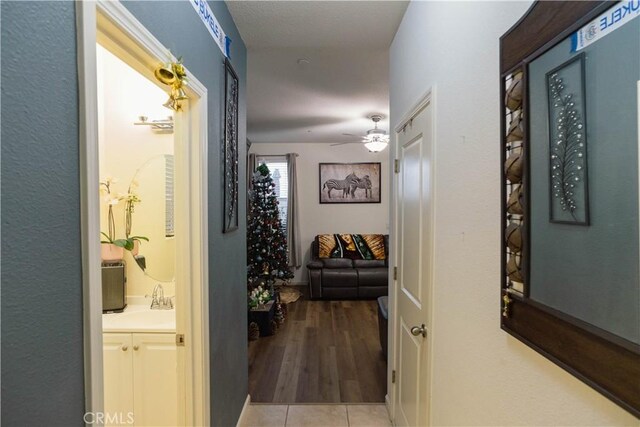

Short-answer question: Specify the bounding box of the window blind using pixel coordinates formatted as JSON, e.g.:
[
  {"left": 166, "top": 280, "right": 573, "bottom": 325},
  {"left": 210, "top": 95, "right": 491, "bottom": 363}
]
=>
[{"left": 165, "top": 154, "right": 175, "bottom": 238}]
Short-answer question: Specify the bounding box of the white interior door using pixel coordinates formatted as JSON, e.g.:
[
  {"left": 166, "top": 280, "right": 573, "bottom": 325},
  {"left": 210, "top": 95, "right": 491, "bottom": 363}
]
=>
[{"left": 394, "top": 100, "right": 434, "bottom": 427}]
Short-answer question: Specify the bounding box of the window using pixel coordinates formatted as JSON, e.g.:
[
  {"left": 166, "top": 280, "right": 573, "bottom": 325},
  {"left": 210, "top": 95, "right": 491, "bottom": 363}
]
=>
[{"left": 257, "top": 155, "right": 288, "bottom": 231}]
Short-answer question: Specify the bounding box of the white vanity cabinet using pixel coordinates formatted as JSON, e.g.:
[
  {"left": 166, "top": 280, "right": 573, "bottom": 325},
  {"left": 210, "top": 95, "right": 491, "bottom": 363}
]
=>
[{"left": 103, "top": 333, "right": 178, "bottom": 427}]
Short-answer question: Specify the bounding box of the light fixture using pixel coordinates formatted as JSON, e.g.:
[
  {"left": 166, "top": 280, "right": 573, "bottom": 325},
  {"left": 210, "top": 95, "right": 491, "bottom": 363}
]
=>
[
  {"left": 363, "top": 115, "right": 389, "bottom": 152},
  {"left": 134, "top": 115, "right": 174, "bottom": 134}
]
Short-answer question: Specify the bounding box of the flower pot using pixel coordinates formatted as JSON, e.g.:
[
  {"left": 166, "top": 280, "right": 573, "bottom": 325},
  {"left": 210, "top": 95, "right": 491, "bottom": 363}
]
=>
[{"left": 101, "top": 243, "right": 124, "bottom": 262}]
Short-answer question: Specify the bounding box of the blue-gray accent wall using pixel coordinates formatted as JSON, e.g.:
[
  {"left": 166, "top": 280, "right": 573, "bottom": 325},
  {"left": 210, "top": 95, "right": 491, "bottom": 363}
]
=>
[
  {"left": 1, "top": 2, "right": 85, "bottom": 425},
  {"left": 1, "top": 1, "right": 248, "bottom": 425}
]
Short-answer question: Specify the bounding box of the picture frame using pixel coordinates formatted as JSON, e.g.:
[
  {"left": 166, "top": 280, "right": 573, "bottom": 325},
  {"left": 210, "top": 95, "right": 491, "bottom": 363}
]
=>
[
  {"left": 223, "top": 58, "right": 239, "bottom": 233},
  {"left": 319, "top": 162, "right": 381, "bottom": 204},
  {"left": 500, "top": 1, "right": 640, "bottom": 416}
]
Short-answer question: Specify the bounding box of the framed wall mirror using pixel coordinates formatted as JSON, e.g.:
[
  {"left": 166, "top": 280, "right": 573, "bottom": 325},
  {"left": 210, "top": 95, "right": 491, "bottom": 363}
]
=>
[
  {"left": 500, "top": 1, "right": 640, "bottom": 416},
  {"left": 129, "top": 154, "right": 176, "bottom": 283}
]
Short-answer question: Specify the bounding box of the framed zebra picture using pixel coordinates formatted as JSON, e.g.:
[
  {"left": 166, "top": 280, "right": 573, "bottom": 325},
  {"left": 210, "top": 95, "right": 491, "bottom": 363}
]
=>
[{"left": 319, "top": 162, "right": 381, "bottom": 204}]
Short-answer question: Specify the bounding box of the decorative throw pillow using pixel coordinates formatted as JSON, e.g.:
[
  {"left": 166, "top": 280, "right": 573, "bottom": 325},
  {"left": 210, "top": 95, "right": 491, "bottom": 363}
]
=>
[{"left": 317, "top": 234, "right": 386, "bottom": 260}]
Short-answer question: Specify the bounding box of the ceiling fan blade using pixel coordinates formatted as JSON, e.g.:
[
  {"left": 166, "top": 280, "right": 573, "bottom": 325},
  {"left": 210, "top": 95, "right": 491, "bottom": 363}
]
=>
[{"left": 330, "top": 141, "right": 363, "bottom": 146}]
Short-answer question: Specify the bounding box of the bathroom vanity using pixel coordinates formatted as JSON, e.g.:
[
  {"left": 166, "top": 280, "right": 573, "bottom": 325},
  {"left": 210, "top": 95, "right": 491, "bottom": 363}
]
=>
[{"left": 102, "top": 302, "right": 177, "bottom": 427}]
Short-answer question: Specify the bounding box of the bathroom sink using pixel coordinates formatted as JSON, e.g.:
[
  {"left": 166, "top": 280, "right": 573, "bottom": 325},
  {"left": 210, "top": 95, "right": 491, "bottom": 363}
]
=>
[{"left": 102, "top": 304, "right": 175, "bottom": 333}]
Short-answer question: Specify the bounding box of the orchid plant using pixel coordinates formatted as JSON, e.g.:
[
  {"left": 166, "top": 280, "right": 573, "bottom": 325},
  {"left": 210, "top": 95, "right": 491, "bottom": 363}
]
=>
[{"left": 100, "top": 175, "right": 149, "bottom": 252}]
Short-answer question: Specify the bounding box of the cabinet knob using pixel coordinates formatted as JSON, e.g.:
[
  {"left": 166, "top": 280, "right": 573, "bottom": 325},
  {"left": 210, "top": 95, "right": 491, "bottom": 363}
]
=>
[
  {"left": 121, "top": 345, "right": 128, "bottom": 351},
  {"left": 133, "top": 345, "right": 139, "bottom": 351}
]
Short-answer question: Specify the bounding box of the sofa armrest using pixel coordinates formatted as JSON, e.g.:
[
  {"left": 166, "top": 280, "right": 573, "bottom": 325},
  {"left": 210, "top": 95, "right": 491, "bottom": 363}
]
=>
[
  {"left": 308, "top": 267, "right": 322, "bottom": 299},
  {"left": 307, "top": 259, "right": 323, "bottom": 269}
]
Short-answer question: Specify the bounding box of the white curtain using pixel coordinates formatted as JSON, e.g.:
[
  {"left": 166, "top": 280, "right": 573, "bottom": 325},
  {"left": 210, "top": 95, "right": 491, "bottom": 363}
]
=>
[
  {"left": 247, "top": 153, "right": 256, "bottom": 191},
  {"left": 286, "top": 153, "right": 302, "bottom": 268}
]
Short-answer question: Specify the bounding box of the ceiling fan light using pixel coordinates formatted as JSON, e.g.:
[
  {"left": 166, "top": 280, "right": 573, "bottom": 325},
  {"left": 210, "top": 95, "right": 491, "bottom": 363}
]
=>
[
  {"left": 364, "top": 139, "right": 388, "bottom": 152},
  {"left": 364, "top": 133, "right": 389, "bottom": 143}
]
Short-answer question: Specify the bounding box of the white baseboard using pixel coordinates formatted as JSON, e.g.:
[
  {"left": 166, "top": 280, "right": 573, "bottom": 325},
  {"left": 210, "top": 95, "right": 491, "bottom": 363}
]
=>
[{"left": 236, "top": 394, "right": 251, "bottom": 427}]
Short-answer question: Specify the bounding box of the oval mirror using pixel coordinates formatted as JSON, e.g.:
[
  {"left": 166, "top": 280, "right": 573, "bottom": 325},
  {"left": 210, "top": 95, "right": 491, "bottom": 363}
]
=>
[{"left": 129, "top": 154, "right": 175, "bottom": 282}]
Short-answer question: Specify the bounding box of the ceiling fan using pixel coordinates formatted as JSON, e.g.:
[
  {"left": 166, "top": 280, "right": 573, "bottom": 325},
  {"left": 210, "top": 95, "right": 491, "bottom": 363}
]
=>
[{"left": 331, "top": 114, "right": 390, "bottom": 152}]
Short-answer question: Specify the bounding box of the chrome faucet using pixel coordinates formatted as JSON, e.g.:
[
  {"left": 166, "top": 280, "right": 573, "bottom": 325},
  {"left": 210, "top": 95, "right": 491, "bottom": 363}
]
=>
[{"left": 150, "top": 284, "right": 174, "bottom": 310}]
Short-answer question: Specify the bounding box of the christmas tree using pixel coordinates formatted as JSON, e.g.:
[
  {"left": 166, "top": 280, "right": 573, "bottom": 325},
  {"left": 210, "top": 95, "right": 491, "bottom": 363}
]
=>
[{"left": 247, "top": 164, "right": 294, "bottom": 290}]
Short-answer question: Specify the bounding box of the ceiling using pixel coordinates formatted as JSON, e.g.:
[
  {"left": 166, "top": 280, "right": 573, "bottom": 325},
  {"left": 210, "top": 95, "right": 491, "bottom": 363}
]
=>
[{"left": 226, "top": 1, "right": 409, "bottom": 144}]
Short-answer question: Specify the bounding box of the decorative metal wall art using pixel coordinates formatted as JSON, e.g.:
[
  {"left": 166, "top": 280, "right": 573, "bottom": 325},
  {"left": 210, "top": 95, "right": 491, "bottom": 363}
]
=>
[
  {"left": 500, "top": 2, "right": 640, "bottom": 416},
  {"left": 223, "top": 58, "right": 239, "bottom": 233},
  {"left": 502, "top": 69, "right": 525, "bottom": 298},
  {"left": 546, "top": 54, "right": 589, "bottom": 225}
]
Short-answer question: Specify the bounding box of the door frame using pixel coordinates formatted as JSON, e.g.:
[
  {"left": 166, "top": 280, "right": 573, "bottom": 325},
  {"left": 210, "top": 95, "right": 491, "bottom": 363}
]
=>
[
  {"left": 77, "top": 1, "right": 210, "bottom": 425},
  {"left": 388, "top": 87, "right": 436, "bottom": 425}
]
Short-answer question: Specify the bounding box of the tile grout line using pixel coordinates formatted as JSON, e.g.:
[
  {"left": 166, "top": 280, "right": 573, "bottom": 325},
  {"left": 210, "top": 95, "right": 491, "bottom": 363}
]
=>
[{"left": 284, "top": 404, "right": 290, "bottom": 427}]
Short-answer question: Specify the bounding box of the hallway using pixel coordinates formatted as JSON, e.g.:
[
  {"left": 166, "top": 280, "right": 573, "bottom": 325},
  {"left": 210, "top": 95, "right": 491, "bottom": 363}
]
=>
[
  {"left": 248, "top": 299, "right": 386, "bottom": 403},
  {"left": 2, "top": 1, "right": 640, "bottom": 426}
]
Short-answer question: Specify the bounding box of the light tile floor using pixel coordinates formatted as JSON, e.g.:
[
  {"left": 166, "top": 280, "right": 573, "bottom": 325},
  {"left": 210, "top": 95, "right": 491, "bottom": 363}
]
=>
[{"left": 241, "top": 404, "right": 391, "bottom": 427}]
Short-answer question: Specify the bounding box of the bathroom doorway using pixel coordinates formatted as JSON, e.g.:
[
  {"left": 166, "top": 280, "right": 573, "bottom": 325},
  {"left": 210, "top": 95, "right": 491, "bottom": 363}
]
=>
[{"left": 77, "top": 2, "right": 210, "bottom": 425}]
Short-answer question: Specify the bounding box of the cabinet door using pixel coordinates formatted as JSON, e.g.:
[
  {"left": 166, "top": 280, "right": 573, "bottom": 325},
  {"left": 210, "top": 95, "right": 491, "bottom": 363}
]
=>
[
  {"left": 132, "top": 334, "right": 178, "bottom": 426},
  {"left": 103, "top": 333, "right": 134, "bottom": 426}
]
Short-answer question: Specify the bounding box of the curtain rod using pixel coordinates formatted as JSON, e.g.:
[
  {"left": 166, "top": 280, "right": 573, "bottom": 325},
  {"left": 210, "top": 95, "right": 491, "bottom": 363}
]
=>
[{"left": 253, "top": 153, "right": 299, "bottom": 157}]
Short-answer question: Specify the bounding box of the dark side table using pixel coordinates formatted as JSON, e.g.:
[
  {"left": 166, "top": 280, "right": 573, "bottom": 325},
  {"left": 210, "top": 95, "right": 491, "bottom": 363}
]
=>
[{"left": 248, "top": 300, "right": 276, "bottom": 336}]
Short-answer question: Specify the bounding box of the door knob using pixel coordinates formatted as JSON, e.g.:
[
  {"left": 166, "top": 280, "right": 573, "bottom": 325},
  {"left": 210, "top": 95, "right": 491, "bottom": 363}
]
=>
[{"left": 410, "top": 324, "right": 427, "bottom": 338}]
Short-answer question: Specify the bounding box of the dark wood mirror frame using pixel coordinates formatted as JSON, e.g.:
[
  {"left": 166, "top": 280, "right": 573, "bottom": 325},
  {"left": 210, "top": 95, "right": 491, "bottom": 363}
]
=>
[{"left": 500, "top": 1, "right": 640, "bottom": 417}]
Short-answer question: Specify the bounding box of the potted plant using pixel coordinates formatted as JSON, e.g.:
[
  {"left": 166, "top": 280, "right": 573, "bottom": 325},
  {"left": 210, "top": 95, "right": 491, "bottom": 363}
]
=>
[
  {"left": 100, "top": 177, "right": 124, "bottom": 261},
  {"left": 248, "top": 285, "right": 273, "bottom": 310},
  {"left": 122, "top": 183, "right": 147, "bottom": 256},
  {"left": 100, "top": 176, "right": 149, "bottom": 261}
]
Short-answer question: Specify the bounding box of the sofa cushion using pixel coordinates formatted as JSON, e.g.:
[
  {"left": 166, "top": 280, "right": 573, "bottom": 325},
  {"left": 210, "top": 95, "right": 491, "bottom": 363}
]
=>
[
  {"left": 317, "top": 234, "right": 387, "bottom": 260},
  {"left": 322, "top": 268, "right": 358, "bottom": 288},
  {"left": 322, "top": 258, "right": 353, "bottom": 269},
  {"left": 353, "top": 259, "right": 386, "bottom": 268},
  {"left": 356, "top": 268, "right": 388, "bottom": 287}
]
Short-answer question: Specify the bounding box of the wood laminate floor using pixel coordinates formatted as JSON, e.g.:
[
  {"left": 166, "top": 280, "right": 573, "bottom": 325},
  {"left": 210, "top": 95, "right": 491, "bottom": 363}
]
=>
[{"left": 248, "top": 299, "right": 387, "bottom": 403}]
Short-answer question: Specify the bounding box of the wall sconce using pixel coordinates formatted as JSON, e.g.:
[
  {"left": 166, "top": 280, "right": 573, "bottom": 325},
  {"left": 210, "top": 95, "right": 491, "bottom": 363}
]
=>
[{"left": 154, "top": 58, "right": 188, "bottom": 111}]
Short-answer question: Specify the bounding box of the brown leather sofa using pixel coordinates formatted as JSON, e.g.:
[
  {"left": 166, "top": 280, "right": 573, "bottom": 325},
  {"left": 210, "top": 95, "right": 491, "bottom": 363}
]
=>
[{"left": 307, "top": 235, "right": 389, "bottom": 299}]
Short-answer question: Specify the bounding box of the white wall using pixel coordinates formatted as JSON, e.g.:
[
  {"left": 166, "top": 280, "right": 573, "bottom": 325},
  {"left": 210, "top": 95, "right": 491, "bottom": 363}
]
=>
[
  {"left": 390, "top": 2, "right": 638, "bottom": 425},
  {"left": 250, "top": 142, "right": 389, "bottom": 284}
]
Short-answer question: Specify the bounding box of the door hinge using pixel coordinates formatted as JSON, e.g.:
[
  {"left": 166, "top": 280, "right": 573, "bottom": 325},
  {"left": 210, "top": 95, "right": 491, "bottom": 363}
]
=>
[
  {"left": 176, "top": 333, "right": 185, "bottom": 346},
  {"left": 392, "top": 370, "right": 396, "bottom": 384},
  {"left": 393, "top": 266, "right": 398, "bottom": 280},
  {"left": 394, "top": 159, "right": 400, "bottom": 173}
]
